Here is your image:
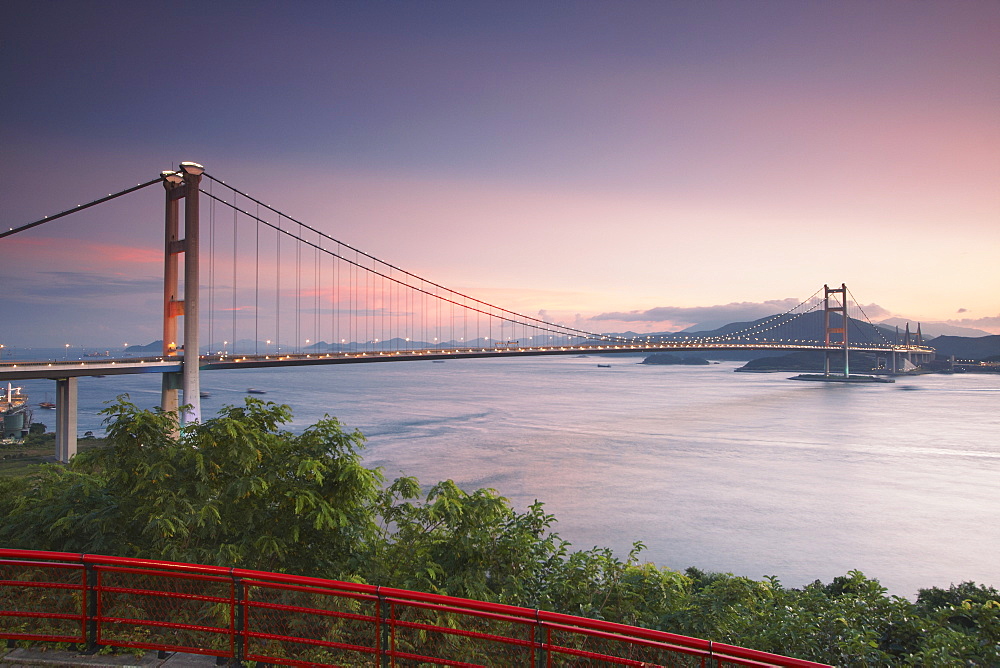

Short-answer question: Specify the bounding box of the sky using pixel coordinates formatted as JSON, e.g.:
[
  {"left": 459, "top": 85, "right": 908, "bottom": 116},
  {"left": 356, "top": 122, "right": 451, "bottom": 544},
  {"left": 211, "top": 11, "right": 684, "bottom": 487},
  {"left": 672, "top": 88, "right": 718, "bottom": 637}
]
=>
[{"left": 2, "top": 0, "right": 999, "bottom": 348}]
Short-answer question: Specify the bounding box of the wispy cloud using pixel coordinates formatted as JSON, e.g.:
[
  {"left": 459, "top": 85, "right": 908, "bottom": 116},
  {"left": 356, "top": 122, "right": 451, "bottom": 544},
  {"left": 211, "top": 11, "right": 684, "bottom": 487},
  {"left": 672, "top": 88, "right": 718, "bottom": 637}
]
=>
[
  {"left": 589, "top": 299, "right": 893, "bottom": 333},
  {"left": 944, "top": 314, "right": 1000, "bottom": 333},
  {"left": 1, "top": 270, "right": 161, "bottom": 304},
  {"left": 591, "top": 299, "right": 805, "bottom": 330},
  {"left": 3, "top": 237, "right": 160, "bottom": 268}
]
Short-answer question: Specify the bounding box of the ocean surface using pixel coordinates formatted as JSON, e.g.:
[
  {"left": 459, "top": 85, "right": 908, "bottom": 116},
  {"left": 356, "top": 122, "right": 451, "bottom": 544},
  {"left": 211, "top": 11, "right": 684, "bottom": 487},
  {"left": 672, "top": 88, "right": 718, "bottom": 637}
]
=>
[{"left": 11, "top": 354, "right": 999, "bottom": 598}]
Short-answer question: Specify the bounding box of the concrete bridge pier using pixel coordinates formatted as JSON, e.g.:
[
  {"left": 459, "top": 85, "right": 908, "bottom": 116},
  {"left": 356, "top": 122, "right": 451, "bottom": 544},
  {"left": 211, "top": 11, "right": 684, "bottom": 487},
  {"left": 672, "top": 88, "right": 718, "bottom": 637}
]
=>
[{"left": 54, "top": 377, "right": 78, "bottom": 463}]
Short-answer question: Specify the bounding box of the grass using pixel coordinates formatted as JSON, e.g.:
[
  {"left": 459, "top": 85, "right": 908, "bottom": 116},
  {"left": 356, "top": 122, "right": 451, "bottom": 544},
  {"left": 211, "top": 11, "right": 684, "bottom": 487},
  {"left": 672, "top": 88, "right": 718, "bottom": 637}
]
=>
[{"left": 0, "top": 435, "right": 108, "bottom": 477}]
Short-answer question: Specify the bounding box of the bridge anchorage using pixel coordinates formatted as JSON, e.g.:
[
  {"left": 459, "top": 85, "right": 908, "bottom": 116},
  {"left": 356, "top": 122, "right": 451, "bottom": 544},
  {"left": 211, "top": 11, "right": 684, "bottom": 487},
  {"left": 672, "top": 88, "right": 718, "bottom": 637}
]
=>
[{"left": 0, "top": 160, "right": 934, "bottom": 460}]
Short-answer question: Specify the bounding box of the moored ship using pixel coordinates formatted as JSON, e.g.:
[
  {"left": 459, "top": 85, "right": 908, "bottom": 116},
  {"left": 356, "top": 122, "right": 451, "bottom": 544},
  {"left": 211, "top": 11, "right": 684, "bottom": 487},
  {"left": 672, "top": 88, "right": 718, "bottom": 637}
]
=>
[{"left": 1, "top": 383, "right": 32, "bottom": 440}]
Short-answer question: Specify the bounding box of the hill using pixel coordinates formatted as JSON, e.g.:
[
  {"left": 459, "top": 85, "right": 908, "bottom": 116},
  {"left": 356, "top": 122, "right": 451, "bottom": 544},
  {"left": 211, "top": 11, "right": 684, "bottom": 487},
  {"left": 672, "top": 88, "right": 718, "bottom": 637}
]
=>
[
  {"left": 641, "top": 353, "right": 710, "bottom": 365},
  {"left": 735, "top": 350, "right": 880, "bottom": 372},
  {"left": 924, "top": 335, "right": 1000, "bottom": 361},
  {"left": 125, "top": 341, "right": 163, "bottom": 353},
  {"left": 879, "top": 318, "right": 990, "bottom": 338},
  {"left": 678, "top": 310, "right": 899, "bottom": 346}
]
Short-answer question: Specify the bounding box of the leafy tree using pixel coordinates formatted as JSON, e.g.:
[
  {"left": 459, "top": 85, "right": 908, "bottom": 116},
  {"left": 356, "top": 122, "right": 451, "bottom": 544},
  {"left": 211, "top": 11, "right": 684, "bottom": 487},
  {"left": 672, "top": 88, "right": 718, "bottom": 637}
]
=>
[
  {"left": 2, "top": 397, "right": 999, "bottom": 665},
  {"left": 912, "top": 583, "right": 1000, "bottom": 665},
  {"left": 0, "top": 396, "right": 382, "bottom": 576},
  {"left": 368, "top": 478, "right": 583, "bottom": 607},
  {"left": 917, "top": 581, "right": 1000, "bottom": 611},
  {"left": 363, "top": 477, "right": 683, "bottom": 625}
]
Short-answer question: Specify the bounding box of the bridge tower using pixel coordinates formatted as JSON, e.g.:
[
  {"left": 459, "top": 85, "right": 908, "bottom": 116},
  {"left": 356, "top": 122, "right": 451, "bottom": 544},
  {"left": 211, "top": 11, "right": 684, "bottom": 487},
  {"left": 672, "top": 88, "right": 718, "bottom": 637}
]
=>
[
  {"left": 160, "top": 162, "right": 204, "bottom": 424},
  {"left": 823, "top": 283, "right": 849, "bottom": 377}
]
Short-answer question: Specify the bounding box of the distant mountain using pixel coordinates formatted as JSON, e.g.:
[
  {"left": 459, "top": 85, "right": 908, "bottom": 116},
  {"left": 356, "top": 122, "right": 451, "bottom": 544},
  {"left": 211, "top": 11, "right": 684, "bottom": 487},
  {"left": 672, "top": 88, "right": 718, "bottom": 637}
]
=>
[
  {"left": 125, "top": 318, "right": 990, "bottom": 360},
  {"left": 879, "top": 318, "right": 990, "bottom": 338},
  {"left": 125, "top": 341, "right": 163, "bottom": 353},
  {"left": 676, "top": 311, "right": 900, "bottom": 346},
  {"left": 589, "top": 312, "right": 909, "bottom": 362},
  {"left": 924, "top": 335, "right": 1000, "bottom": 361},
  {"left": 593, "top": 330, "right": 663, "bottom": 339}
]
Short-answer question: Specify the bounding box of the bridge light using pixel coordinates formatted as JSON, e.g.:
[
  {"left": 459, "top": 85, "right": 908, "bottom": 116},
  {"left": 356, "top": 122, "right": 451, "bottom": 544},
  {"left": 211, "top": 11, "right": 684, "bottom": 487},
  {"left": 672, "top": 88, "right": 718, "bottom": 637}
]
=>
[{"left": 179, "top": 162, "right": 205, "bottom": 176}]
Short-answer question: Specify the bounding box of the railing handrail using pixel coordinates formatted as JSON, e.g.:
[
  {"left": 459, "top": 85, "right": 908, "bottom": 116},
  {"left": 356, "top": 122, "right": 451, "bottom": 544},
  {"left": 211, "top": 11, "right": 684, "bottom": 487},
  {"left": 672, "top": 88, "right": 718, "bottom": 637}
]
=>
[{"left": 1, "top": 548, "right": 830, "bottom": 667}]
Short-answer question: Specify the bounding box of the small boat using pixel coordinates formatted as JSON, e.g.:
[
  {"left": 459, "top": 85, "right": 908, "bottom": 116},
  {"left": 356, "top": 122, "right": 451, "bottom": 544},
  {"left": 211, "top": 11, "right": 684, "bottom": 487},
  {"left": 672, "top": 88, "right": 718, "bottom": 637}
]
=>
[
  {"left": 246, "top": 388, "right": 267, "bottom": 394},
  {"left": 597, "top": 364, "right": 611, "bottom": 368},
  {"left": 199, "top": 391, "right": 211, "bottom": 398},
  {"left": 39, "top": 402, "right": 56, "bottom": 409},
  {"left": 431, "top": 360, "right": 445, "bottom": 363}
]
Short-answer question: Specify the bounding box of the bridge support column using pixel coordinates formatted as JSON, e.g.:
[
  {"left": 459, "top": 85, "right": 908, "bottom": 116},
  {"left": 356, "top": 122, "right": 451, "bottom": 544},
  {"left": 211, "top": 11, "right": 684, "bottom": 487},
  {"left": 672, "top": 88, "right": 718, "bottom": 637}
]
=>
[
  {"left": 161, "top": 371, "right": 182, "bottom": 422},
  {"left": 180, "top": 162, "right": 203, "bottom": 424},
  {"left": 161, "top": 169, "right": 182, "bottom": 417},
  {"left": 160, "top": 162, "right": 204, "bottom": 428},
  {"left": 823, "top": 283, "right": 849, "bottom": 378},
  {"left": 55, "top": 377, "right": 77, "bottom": 463}
]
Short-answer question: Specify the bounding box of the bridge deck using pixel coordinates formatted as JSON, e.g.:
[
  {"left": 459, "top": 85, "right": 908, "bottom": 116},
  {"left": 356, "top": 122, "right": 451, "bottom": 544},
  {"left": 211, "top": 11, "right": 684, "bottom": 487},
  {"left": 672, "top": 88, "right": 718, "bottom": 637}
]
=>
[{"left": 0, "top": 342, "right": 934, "bottom": 381}]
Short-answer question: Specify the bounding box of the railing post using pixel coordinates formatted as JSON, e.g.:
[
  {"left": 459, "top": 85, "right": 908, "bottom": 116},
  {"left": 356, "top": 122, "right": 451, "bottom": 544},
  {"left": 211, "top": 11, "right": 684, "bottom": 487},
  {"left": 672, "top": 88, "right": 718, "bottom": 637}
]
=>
[
  {"left": 84, "top": 563, "right": 99, "bottom": 654},
  {"left": 232, "top": 577, "right": 245, "bottom": 668},
  {"left": 378, "top": 591, "right": 390, "bottom": 668},
  {"left": 533, "top": 611, "right": 547, "bottom": 668}
]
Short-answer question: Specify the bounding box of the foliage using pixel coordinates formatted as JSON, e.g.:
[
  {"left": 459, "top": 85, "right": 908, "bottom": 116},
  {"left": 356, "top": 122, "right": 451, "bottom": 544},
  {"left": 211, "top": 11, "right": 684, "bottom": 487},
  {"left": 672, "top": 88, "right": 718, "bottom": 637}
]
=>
[
  {"left": 917, "top": 581, "right": 1000, "bottom": 611},
  {"left": 22, "top": 424, "right": 51, "bottom": 447},
  {"left": 0, "top": 396, "right": 381, "bottom": 576},
  {"left": 2, "top": 397, "right": 998, "bottom": 665}
]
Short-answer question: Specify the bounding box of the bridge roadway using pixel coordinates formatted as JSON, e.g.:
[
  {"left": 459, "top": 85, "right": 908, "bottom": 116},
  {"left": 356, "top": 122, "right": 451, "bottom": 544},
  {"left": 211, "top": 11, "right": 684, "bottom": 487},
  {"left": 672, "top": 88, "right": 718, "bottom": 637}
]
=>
[{"left": 0, "top": 341, "right": 935, "bottom": 381}]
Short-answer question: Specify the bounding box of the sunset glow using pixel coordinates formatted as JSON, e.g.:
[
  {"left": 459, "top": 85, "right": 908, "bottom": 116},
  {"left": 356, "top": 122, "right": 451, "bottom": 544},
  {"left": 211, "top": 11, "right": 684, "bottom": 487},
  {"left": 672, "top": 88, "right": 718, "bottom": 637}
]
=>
[{"left": 2, "top": 1, "right": 998, "bottom": 346}]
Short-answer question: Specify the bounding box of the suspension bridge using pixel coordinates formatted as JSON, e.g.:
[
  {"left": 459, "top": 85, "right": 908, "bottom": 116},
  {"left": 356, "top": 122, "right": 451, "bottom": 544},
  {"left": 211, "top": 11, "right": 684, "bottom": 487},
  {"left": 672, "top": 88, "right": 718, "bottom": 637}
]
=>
[{"left": 1, "top": 161, "right": 934, "bottom": 461}]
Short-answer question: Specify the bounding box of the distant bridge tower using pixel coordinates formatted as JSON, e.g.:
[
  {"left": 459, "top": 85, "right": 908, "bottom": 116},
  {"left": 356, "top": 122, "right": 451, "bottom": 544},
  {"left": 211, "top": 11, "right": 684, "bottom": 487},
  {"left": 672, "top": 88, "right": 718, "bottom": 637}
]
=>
[
  {"left": 901, "top": 322, "right": 929, "bottom": 367},
  {"left": 160, "top": 162, "right": 204, "bottom": 425},
  {"left": 823, "top": 283, "right": 849, "bottom": 377}
]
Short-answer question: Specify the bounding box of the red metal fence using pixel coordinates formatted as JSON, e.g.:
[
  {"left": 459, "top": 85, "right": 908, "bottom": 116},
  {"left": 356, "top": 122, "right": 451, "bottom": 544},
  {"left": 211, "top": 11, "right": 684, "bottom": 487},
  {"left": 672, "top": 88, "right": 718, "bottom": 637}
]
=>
[{"left": 0, "top": 549, "right": 828, "bottom": 667}]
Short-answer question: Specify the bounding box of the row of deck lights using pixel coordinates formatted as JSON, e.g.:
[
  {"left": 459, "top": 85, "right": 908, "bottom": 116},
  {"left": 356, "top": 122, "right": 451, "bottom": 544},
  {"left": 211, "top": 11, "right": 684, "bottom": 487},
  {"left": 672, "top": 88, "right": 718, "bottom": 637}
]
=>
[{"left": 0, "top": 339, "right": 932, "bottom": 370}]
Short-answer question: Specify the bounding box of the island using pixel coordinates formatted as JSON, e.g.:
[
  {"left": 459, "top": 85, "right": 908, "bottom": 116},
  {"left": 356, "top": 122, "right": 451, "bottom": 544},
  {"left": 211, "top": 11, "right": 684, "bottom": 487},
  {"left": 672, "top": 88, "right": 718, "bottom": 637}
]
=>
[
  {"left": 641, "top": 353, "right": 711, "bottom": 365},
  {"left": 735, "top": 351, "right": 876, "bottom": 373}
]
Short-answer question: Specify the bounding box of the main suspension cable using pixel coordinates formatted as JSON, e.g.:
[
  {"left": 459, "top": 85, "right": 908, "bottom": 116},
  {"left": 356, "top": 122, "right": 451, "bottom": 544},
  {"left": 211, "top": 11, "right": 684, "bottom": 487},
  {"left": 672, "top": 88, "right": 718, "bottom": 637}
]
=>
[
  {"left": 1, "top": 177, "right": 164, "bottom": 239},
  {"left": 201, "top": 174, "right": 616, "bottom": 343},
  {"left": 199, "top": 185, "right": 621, "bottom": 343}
]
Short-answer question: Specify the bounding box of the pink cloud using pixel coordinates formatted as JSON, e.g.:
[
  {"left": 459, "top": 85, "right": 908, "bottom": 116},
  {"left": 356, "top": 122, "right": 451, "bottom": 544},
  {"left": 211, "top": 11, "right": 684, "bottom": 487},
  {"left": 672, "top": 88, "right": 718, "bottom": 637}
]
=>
[
  {"left": 946, "top": 315, "right": 1000, "bottom": 335},
  {"left": 3, "top": 236, "right": 160, "bottom": 271}
]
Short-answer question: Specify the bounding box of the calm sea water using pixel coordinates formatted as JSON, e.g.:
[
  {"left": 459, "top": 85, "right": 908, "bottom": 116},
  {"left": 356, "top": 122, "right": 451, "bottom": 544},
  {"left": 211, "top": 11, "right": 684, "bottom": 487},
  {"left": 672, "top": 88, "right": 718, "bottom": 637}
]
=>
[{"left": 13, "top": 355, "right": 999, "bottom": 597}]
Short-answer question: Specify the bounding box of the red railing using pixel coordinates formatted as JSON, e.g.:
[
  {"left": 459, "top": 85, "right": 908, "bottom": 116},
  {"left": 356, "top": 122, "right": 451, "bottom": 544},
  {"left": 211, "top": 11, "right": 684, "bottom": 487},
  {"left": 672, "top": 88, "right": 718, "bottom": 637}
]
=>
[{"left": 0, "top": 549, "right": 829, "bottom": 667}]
